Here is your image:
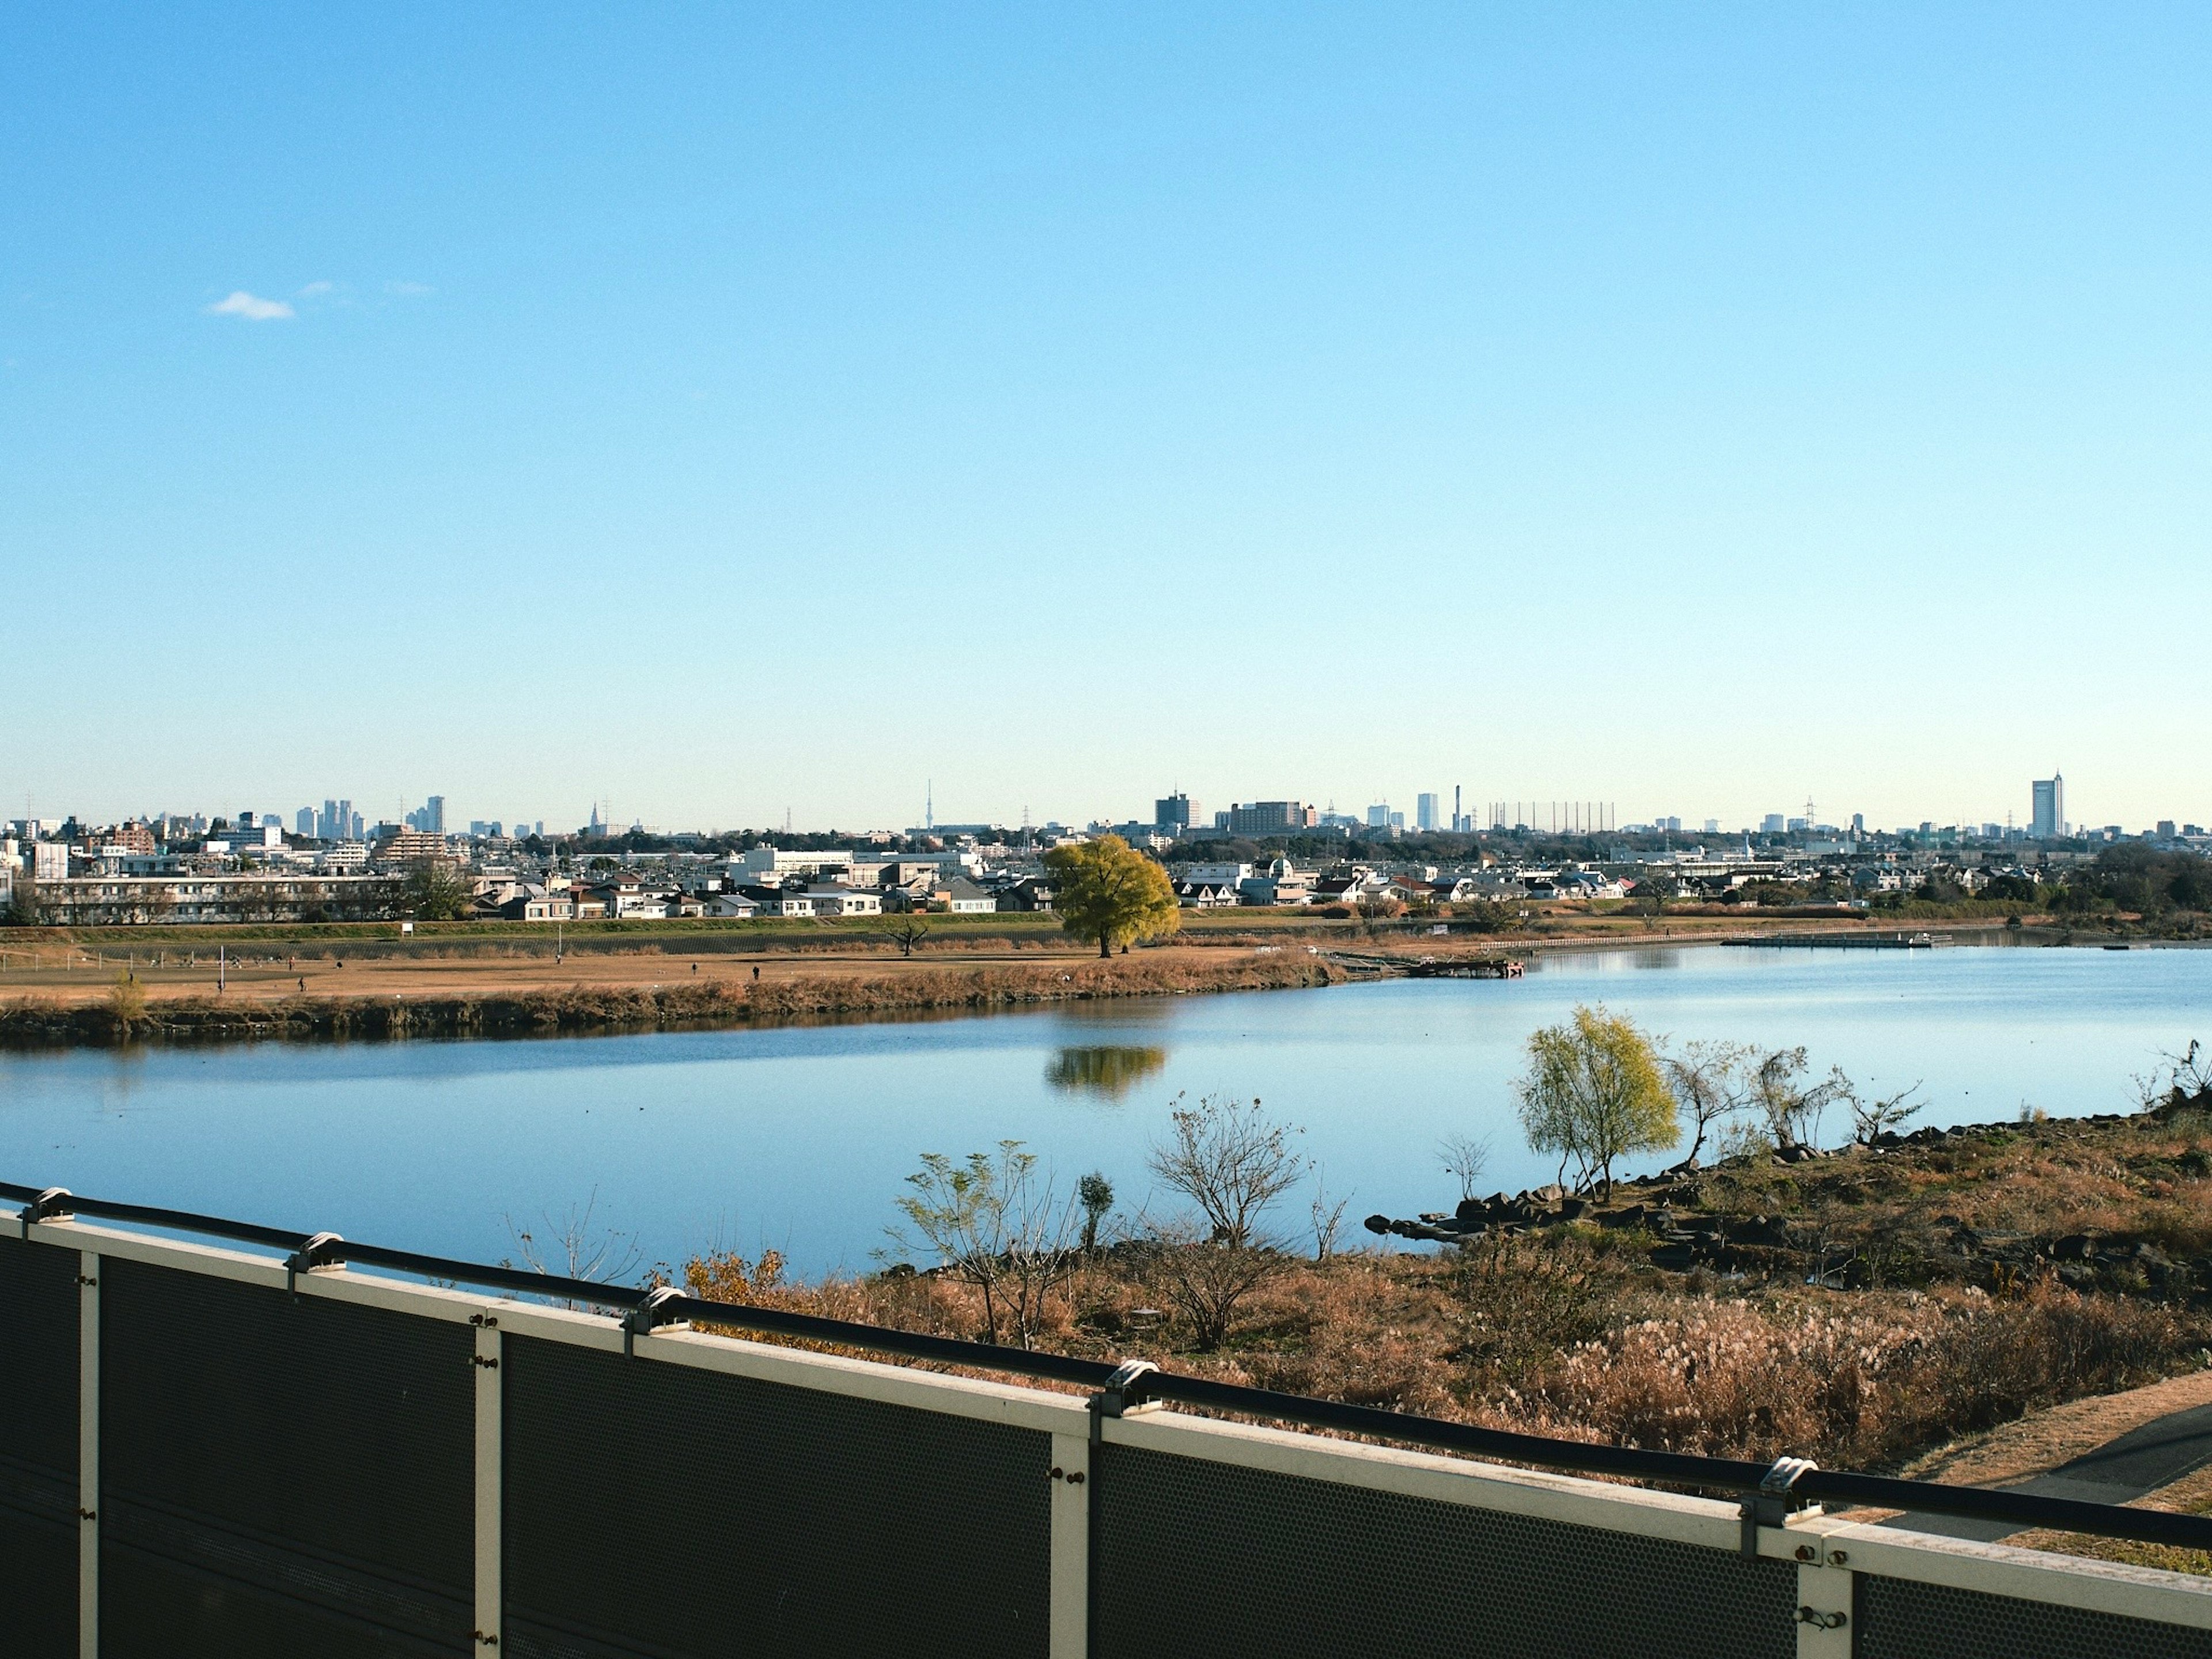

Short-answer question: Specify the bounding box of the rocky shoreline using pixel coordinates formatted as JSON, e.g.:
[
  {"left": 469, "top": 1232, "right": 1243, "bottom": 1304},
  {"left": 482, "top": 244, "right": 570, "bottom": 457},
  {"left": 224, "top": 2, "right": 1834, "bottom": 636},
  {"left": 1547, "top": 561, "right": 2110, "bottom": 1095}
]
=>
[{"left": 1365, "top": 1109, "right": 2210, "bottom": 1297}]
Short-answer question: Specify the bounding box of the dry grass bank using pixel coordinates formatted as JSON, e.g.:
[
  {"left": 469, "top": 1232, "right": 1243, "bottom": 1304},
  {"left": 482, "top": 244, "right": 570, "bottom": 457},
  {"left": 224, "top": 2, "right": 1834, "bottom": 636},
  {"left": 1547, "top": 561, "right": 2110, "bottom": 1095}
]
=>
[
  {"left": 0, "top": 947, "right": 1351, "bottom": 1047},
  {"left": 678, "top": 1110, "right": 2212, "bottom": 1480}
]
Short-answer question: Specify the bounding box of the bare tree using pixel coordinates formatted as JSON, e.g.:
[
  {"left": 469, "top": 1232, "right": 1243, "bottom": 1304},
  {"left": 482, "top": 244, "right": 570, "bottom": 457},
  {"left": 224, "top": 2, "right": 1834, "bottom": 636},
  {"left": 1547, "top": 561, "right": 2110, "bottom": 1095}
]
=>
[
  {"left": 1310, "top": 1174, "right": 1351, "bottom": 1260},
  {"left": 505, "top": 1190, "right": 647, "bottom": 1310},
  {"left": 887, "top": 1141, "right": 1081, "bottom": 1349},
  {"left": 1663, "top": 1040, "right": 1751, "bottom": 1163},
  {"left": 1746, "top": 1047, "right": 1850, "bottom": 1151},
  {"left": 1438, "top": 1133, "right": 1493, "bottom": 1202},
  {"left": 1846, "top": 1079, "right": 1926, "bottom": 1145},
  {"left": 1146, "top": 1092, "right": 1308, "bottom": 1247},
  {"left": 881, "top": 918, "right": 931, "bottom": 958}
]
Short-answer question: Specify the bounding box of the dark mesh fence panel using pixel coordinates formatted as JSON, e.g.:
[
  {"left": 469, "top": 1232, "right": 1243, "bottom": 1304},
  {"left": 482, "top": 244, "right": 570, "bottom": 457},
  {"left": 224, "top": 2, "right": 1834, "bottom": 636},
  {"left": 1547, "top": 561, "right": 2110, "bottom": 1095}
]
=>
[
  {"left": 99, "top": 1258, "right": 474, "bottom": 1658},
  {"left": 1094, "top": 1441, "right": 1798, "bottom": 1659},
  {"left": 502, "top": 1335, "right": 1051, "bottom": 1659},
  {"left": 1858, "top": 1573, "right": 2212, "bottom": 1659},
  {"left": 0, "top": 1233, "right": 79, "bottom": 1654}
]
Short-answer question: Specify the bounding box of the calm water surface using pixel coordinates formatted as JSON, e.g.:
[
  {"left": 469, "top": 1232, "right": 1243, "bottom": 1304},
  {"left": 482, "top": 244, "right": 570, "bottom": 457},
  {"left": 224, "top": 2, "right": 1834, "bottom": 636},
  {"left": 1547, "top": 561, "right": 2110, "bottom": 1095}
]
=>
[{"left": 2, "top": 944, "right": 2206, "bottom": 1275}]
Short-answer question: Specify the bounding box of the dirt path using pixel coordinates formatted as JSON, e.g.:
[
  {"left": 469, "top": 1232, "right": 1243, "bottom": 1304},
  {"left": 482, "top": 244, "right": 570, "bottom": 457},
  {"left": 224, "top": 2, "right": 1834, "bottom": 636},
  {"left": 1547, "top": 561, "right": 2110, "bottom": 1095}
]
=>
[{"left": 1850, "top": 1368, "right": 2212, "bottom": 1551}]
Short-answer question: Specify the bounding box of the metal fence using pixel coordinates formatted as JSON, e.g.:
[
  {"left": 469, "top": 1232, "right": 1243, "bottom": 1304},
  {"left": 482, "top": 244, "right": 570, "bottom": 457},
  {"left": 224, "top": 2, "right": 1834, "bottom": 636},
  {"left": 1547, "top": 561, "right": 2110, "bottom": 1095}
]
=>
[{"left": 6, "top": 1184, "right": 2212, "bottom": 1658}]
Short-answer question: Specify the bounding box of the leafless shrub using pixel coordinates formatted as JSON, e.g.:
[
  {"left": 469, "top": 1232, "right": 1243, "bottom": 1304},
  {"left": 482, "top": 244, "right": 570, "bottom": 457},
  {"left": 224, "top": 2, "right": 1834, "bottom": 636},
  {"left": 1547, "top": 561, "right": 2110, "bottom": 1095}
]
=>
[
  {"left": 1139, "top": 1212, "right": 1287, "bottom": 1350},
  {"left": 1146, "top": 1092, "right": 1307, "bottom": 1247},
  {"left": 1438, "top": 1133, "right": 1493, "bottom": 1202}
]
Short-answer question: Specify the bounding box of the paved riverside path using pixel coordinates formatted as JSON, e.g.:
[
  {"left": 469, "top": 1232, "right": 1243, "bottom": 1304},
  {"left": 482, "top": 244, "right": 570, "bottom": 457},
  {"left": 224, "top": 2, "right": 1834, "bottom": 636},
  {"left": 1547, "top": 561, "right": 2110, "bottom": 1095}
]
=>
[{"left": 1887, "top": 1401, "right": 2212, "bottom": 1541}]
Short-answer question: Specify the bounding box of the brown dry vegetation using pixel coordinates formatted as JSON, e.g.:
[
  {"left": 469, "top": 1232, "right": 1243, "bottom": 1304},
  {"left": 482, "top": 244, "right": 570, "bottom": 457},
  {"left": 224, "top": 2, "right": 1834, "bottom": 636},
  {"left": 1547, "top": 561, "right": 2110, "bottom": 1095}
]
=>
[
  {"left": 676, "top": 1110, "right": 2212, "bottom": 1476},
  {"left": 0, "top": 949, "right": 1349, "bottom": 1047}
]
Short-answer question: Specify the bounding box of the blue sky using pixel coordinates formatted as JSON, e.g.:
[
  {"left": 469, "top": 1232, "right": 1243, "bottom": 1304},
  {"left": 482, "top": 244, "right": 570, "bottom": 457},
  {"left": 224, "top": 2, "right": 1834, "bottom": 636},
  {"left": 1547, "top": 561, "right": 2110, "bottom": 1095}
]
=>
[{"left": 5, "top": 6, "right": 2207, "bottom": 834}]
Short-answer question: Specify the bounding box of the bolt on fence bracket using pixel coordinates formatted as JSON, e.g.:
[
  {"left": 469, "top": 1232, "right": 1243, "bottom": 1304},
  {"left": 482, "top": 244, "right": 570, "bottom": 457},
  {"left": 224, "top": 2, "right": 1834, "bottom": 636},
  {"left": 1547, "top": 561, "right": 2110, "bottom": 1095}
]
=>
[
  {"left": 1741, "top": 1456, "right": 1819, "bottom": 1559},
  {"left": 622, "top": 1286, "right": 688, "bottom": 1358},
  {"left": 18, "top": 1187, "right": 71, "bottom": 1240},
  {"left": 285, "top": 1233, "right": 346, "bottom": 1297}
]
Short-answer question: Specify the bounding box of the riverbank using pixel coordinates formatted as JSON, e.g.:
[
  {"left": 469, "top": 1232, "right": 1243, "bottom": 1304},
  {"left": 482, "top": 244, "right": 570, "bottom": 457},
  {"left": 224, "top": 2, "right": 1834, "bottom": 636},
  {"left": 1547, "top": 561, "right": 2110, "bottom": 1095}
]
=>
[
  {"left": 0, "top": 910, "right": 2034, "bottom": 1050},
  {"left": 0, "top": 946, "right": 1357, "bottom": 1047}
]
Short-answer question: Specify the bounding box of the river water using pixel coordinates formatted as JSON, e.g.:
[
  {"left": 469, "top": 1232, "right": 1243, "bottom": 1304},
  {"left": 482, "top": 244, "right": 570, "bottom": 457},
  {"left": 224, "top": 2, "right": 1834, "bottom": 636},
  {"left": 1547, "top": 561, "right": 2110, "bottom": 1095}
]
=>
[{"left": 2, "top": 943, "right": 2206, "bottom": 1276}]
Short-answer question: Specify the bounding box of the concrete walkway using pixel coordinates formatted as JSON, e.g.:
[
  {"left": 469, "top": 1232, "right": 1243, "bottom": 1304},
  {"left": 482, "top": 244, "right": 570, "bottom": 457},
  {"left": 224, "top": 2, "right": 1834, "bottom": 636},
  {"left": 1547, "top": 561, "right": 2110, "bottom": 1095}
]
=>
[{"left": 1887, "top": 1400, "right": 2212, "bottom": 1541}]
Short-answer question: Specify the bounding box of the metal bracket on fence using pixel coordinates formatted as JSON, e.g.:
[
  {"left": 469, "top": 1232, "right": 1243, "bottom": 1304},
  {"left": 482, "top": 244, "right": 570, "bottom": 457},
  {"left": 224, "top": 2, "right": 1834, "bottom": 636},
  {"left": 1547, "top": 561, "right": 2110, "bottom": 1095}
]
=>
[
  {"left": 622, "top": 1286, "right": 688, "bottom": 1358},
  {"left": 17, "top": 1187, "right": 72, "bottom": 1240},
  {"left": 1741, "top": 1456, "right": 1819, "bottom": 1559},
  {"left": 1088, "top": 1359, "right": 1161, "bottom": 1445},
  {"left": 285, "top": 1233, "right": 346, "bottom": 1298}
]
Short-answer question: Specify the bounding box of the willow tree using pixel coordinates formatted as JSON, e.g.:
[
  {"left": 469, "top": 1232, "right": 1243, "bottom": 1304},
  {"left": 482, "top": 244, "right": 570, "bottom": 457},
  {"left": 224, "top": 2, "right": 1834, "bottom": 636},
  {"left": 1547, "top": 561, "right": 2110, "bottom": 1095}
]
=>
[
  {"left": 1041, "top": 835, "right": 1179, "bottom": 957},
  {"left": 1515, "top": 1003, "right": 1677, "bottom": 1200}
]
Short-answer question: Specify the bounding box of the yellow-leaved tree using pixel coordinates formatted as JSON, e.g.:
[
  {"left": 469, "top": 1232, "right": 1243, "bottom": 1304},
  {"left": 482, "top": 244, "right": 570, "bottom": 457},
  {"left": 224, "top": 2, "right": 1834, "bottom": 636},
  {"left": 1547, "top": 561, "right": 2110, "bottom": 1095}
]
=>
[
  {"left": 1514, "top": 1003, "right": 1677, "bottom": 1200},
  {"left": 1041, "top": 835, "right": 1180, "bottom": 959}
]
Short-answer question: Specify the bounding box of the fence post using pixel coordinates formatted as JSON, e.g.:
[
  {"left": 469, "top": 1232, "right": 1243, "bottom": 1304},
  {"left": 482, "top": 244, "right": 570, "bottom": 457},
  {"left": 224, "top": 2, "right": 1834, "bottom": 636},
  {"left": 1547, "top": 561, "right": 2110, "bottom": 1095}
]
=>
[
  {"left": 78, "top": 1249, "right": 100, "bottom": 1659},
  {"left": 1794, "top": 1554, "right": 1853, "bottom": 1657},
  {"left": 1049, "top": 1429, "right": 1089, "bottom": 1659},
  {"left": 472, "top": 1313, "right": 502, "bottom": 1651}
]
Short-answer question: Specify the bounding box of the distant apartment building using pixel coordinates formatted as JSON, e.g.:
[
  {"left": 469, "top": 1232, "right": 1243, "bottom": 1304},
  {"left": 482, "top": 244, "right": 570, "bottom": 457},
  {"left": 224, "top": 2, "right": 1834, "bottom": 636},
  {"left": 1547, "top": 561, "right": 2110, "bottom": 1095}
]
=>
[
  {"left": 1214, "top": 801, "right": 1318, "bottom": 836},
  {"left": 1761, "top": 814, "right": 1786, "bottom": 834},
  {"left": 1415, "top": 793, "right": 1440, "bottom": 832},
  {"left": 378, "top": 828, "right": 451, "bottom": 863},
  {"left": 1154, "top": 793, "right": 1197, "bottom": 834},
  {"left": 2031, "top": 774, "right": 2066, "bottom": 839},
  {"left": 734, "top": 846, "right": 855, "bottom": 882},
  {"left": 31, "top": 874, "right": 393, "bottom": 926}
]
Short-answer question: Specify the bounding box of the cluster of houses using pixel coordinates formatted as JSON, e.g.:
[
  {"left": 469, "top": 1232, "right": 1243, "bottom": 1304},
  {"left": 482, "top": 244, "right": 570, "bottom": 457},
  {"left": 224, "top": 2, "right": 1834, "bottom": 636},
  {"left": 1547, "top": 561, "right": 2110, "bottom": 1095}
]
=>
[
  {"left": 1172, "top": 857, "right": 1629, "bottom": 910},
  {"left": 3, "top": 808, "right": 2084, "bottom": 928},
  {"left": 468, "top": 847, "right": 1053, "bottom": 923}
]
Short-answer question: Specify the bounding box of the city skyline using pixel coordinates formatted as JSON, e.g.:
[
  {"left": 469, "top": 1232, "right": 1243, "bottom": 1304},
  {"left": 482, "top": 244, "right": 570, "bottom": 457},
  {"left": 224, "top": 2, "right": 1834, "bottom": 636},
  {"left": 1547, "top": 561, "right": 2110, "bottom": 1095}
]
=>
[
  {"left": 7, "top": 10, "right": 2210, "bottom": 826},
  {"left": 9, "top": 768, "right": 2186, "bottom": 844}
]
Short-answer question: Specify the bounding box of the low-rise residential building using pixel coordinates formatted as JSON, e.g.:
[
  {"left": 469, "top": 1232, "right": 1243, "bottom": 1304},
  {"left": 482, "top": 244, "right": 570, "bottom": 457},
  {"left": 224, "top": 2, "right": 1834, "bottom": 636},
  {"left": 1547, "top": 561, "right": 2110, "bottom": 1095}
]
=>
[
  {"left": 738, "top": 885, "right": 815, "bottom": 918},
  {"left": 992, "top": 876, "right": 1055, "bottom": 912},
  {"left": 806, "top": 885, "right": 881, "bottom": 917},
  {"left": 939, "top": 877, "right": 997, "bottom": 914},
  {"left": 1176, "top": 879, "right": 1241, "bottom": 908}
]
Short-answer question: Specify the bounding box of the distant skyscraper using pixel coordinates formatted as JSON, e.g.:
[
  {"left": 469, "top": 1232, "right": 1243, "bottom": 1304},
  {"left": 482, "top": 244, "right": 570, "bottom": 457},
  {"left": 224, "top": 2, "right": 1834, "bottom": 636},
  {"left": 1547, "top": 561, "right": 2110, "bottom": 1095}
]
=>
[
  {"left": 1154, "top": 793, "right": 1195, "bottom": 832},
  {"left": 1415, "top": 793, "right": 1440, "bottom": 832},
  {"left": 296, "top": 807, "right": 315, "bottom": 837},
  {"left": 1761, "top": 813, "right": 1786, "bottom": 834},
  {"left": 1366, "top": 803, "right": 1391, "bottom": 829},
  {"left": 2031, "top": 774, "right": 2065, "bottom": 839}
]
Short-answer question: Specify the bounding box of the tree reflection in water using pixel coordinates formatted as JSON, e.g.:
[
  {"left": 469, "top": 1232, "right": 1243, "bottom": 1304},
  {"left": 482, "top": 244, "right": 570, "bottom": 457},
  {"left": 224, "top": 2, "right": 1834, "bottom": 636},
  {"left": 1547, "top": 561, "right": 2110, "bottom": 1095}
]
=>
[{"left": 1046, "top": 1045, "right": 1168, "bottom": 1099}]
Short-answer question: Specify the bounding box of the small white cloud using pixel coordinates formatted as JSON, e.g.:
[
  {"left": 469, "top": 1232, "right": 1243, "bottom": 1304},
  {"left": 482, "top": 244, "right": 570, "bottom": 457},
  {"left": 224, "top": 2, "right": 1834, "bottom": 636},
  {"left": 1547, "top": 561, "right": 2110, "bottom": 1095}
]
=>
[
  {"left": 206, "top": 290, "right": 294, "bottom": 321},
  {"left": 298, "top": 280, "right": 335, "bottom": 297},
  {"left": 384, "top": 280, "right": 434, "bottom": 297}
]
